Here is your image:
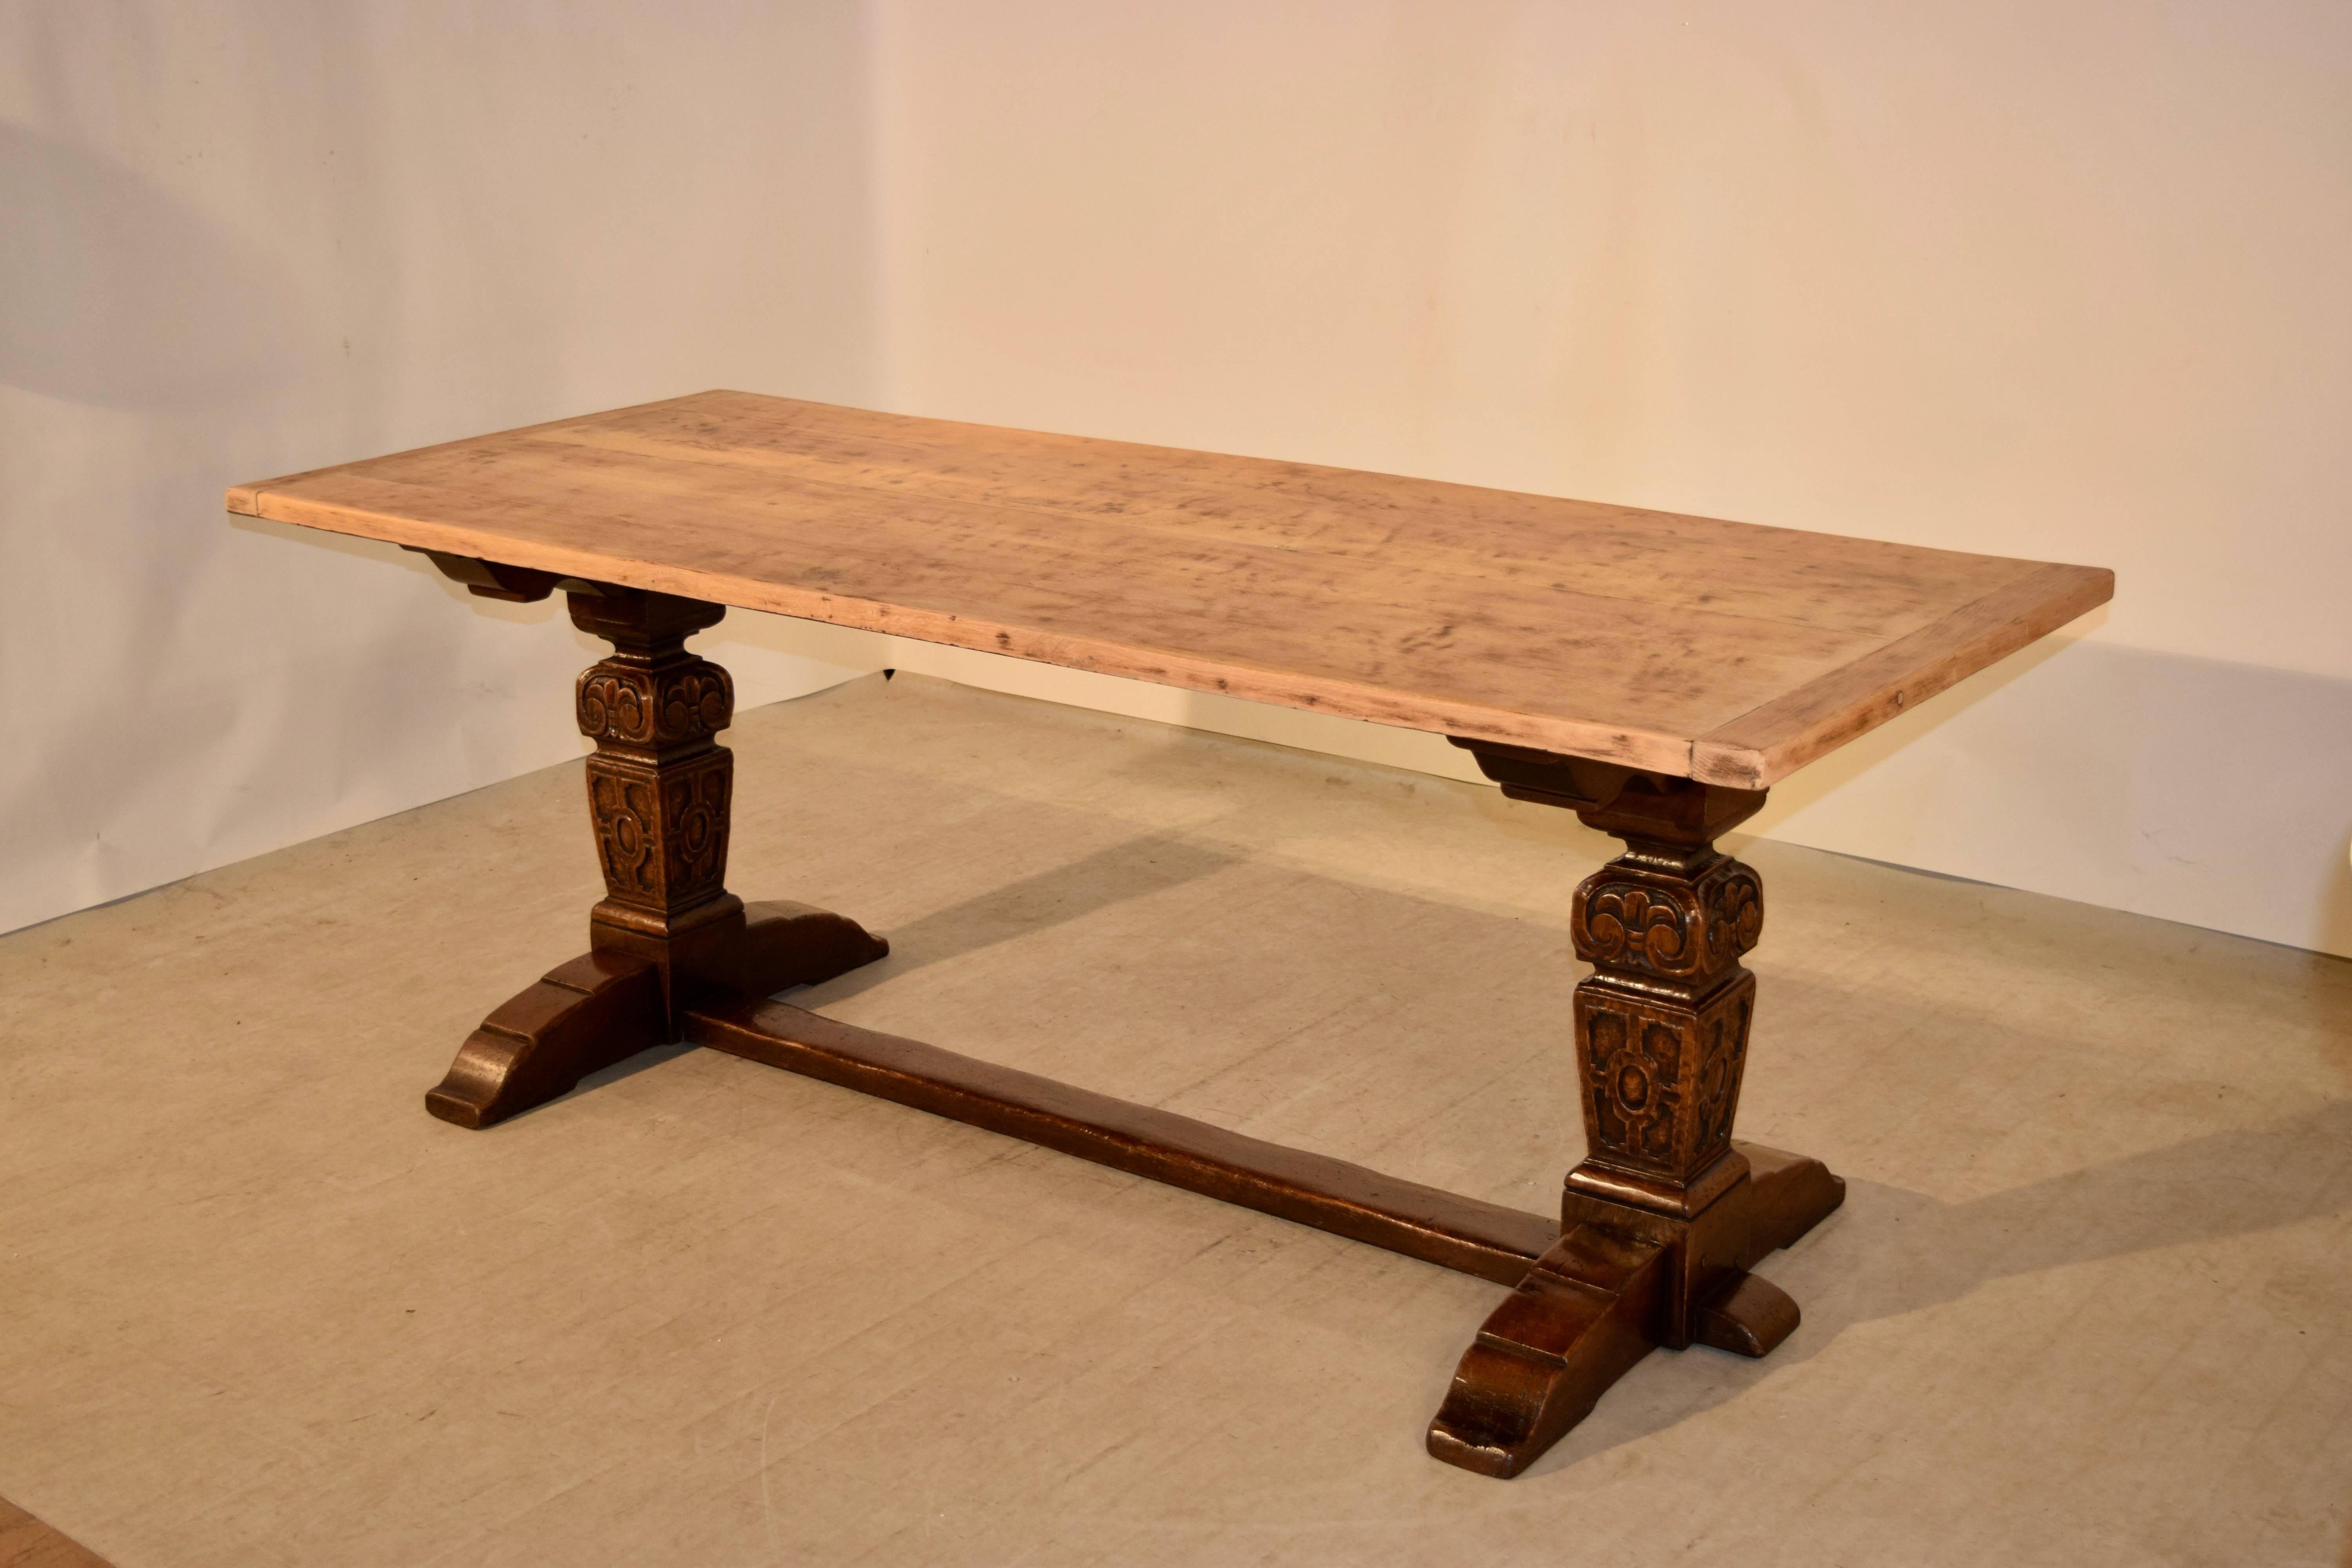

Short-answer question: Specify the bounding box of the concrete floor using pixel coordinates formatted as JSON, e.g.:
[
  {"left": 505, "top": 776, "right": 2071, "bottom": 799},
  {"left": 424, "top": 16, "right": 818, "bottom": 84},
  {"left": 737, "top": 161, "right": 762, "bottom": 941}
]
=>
[{"left": 3, "top": 673, "right": 2349, "bottom": 1567}]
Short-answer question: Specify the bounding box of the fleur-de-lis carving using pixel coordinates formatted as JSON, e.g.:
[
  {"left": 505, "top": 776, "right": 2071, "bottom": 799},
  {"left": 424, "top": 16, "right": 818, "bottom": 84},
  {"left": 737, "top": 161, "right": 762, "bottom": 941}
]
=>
[{"left": 1579, "top": 882, "right": 1692, "bottom": 971}]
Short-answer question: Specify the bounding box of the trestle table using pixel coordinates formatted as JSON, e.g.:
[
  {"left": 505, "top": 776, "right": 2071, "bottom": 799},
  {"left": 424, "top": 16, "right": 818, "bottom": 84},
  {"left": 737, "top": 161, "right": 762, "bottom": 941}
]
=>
[{"left": 227, "top": 392, "right": 2111, "bottom": 1476}]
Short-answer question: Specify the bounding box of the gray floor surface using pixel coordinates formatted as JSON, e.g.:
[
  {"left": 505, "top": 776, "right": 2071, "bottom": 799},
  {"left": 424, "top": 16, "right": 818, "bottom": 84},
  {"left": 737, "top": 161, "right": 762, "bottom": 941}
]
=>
[{"left": 3, "top": 673, "right": 2348, "bottom": 1566}]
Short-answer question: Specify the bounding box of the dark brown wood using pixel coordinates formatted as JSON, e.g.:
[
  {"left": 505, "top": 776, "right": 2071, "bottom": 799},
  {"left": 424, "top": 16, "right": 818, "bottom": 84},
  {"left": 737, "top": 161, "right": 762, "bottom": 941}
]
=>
[
  {"left": 567, "top": 586, "right": 739, "bottom": 997},
  {"left": 688, "top": 998, "right": 1562, "bottom": 1286},
  {"left": 1428, "top": 744, "right": 1846, "bottom": 1476},
  {"left": 423, "top": 571, "right": 889, "bottom": 1128},
  {"left": 1427, "top": 1144, "right": 1843, "bottom": 1477},
  {"left": 425, "top": 949, "right": 664, "bottom": 1129},
  {"left": 1694, "top": 1269, "right": 1804, "bottom": 1358},
  {"left": 0, "top": 1494, "right": 113, "bottom": 1568},
  {"left": 406, "top": 556, "right": 1847, "bottom": 1480},
  {"left": 412, "top": 548, "right": 563, "bottom": 603}
]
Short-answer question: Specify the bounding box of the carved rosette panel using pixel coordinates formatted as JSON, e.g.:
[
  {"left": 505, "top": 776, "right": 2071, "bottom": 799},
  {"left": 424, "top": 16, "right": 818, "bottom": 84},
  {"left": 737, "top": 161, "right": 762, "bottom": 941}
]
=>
[
  {"left": 577, "top": 662, "right": 734, "bottom": 748},
  {"left": 655, "top": 752, "right": 731, "bottom": 907},
  {"left": 1572, "top": 856, "right": 1761, "bottom": 981},
  {"left": 584, "top": 749, "right": 733, "bottom": 915},
  {"left": 587, "top": 765, "right": 661, "bottom": 901},
  {"left": 1572, "top": 972, "right": 1755, "bottom": 1183},
  {"left": 1581, "top": 1004, "right": 1686, "bottom": 1169}
]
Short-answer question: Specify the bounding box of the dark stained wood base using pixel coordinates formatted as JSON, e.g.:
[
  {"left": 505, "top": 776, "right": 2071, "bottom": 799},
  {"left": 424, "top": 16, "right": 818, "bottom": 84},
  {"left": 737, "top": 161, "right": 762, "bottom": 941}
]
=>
[
  {"left": 422, "top": 580, "right": 895, "bottom": 1131},
  {"left": 688, "top": 997, "right": 1562, "bottom": 1285},
  {"left": 425, "top": 900, "right": 888, "bottom": 1129},
  {"left": 0, "top": 1492, "right": 114, "bottom": 1568},
  {"left": 1426, "top": 1146, "right": 1844, "bottom": 1478},
  {"left": 684, "top": 995, "right": 1839, "bottom": 1478},
  {"left": 409, "top": 570, "right": 1847, "bottom": 1482},
  {"left": 424, "top": 877, "right": 1840, "bottom": 1482},
  {"left": 425, "top": 949, "right": 663, "bottom": 1129}
]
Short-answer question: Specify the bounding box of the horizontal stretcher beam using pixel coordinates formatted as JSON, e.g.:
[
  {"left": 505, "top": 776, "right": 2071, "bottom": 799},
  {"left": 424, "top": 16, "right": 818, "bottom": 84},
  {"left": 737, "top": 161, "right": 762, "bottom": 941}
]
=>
[{"left": 687, "top": 997, "right": 1562, "bottom": 1287}]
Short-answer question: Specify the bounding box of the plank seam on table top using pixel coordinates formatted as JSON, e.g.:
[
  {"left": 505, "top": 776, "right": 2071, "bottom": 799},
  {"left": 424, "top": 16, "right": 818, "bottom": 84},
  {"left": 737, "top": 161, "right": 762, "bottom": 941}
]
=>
[
  {"left": 1693, "top": 571, "right": 2042, "bottom": 743},
  {"left": 538, "top": 402, "right": 1993, "bottom": 562},
  {"left": 510, "top": 425, "right": 2000, "bottom": 643},
  {"left": 230, "top": 484, "right": 1707, "bottom": 773},
  {"left": 247, "top": 392, "right": 2040, "bottom": 648},
  {"left": 220, "top": 488, "right": 2069, "bottom": 784},
  {"left": 247, "top": 446, "right": 1985, "bottom": 662},
  {"left": 573, "top": 394, "right": 2044, "bottom": 642},
  {"left": 226, "top": 394, "right": 2112, "bottom": 784},
  {"left": 230, "top": 441, "right": 2009, "bottom": 718}
]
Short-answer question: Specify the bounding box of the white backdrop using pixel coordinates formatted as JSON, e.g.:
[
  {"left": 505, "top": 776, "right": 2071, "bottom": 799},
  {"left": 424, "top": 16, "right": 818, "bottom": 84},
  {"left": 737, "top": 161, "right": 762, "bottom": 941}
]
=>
[
  {"left": 0, "top": 2, "right": 880, "bottom": 935},
  {"left": 6, "top": 2, "right": 2350, "bottom": 958},
  {"left": 858, "top": 0, "right": 2352, "bottom": 958}
]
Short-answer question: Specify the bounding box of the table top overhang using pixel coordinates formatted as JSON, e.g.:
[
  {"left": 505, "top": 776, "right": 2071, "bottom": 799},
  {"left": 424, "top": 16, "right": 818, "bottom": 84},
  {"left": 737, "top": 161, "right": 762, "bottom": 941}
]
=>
[{"left": 225, "top": 390, "right": 2111, "bottom": 787}]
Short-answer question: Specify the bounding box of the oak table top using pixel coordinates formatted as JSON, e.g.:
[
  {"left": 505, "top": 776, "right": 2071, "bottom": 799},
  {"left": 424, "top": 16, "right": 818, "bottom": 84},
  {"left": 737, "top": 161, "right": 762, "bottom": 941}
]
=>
[{"left": 225, "top": 390, "right": 2111, "bottom": 787}]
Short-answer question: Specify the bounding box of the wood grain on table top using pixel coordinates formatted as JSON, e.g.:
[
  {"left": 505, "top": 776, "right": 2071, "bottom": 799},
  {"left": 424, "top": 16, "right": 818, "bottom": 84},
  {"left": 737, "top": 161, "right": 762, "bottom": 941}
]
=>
[{"left": 225, "top": 391, "right": 2111, "bottom": 786}]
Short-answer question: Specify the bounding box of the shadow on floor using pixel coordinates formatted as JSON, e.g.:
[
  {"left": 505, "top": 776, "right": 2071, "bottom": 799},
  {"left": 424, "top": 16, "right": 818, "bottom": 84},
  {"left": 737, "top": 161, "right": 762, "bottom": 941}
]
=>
[
  {"left": 1534, "top": 1087, "right": 2352, "bottom": 1475},
  {"left": 547, "top": 829, "right": 1245, "bottom": 1110},
  {"left": 521, "top": 818, "right": 2352, "bottom": 1486},
  {"left": 809, "top": 833, "right": 2352, "bottom": 1482},
  {"left": 800, "top": 830, "right": 1242, "bottom": 1005}
]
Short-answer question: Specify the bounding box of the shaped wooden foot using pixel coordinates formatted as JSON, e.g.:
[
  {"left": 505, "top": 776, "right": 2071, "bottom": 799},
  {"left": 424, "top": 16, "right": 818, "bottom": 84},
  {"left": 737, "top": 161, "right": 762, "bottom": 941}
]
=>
[
  {"left": 1427, "top": 1142, "right": 1843, "bottom": 1477},
  {"left": 422, "top": 574, "right": 888, "bottom": 1129},
  {"left": 1693, "top": 1271, "right": 1800, "bottom": 1357},
  {"left": 1427, "top": 1222, "right": 1669, "bottom": 1477},
  {"left": 691, "top": 900, "right": 891, "bottom": 1003},
  {"left": 425, "top": 951, "right": 665, "bottom": 1129},
  {"left": 424, "top": 904, "right": 891, "bottom": 1129}
]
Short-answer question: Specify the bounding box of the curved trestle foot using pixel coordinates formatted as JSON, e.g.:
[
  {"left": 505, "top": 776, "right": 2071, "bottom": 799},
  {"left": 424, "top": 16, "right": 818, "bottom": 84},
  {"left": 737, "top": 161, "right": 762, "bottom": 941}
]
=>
[
  {"left": 1427, "top": 1223, "right": 1668, "bottom": 1478},
  {"left": 1427, "top": 1143, "right": 1844, "bottom": 1478},
  {"left": 425, "top": 951, "right": 666, "bottom": 1129},
  {"left": 424, "top": 900, "right": 888, "bottom": 1130}
]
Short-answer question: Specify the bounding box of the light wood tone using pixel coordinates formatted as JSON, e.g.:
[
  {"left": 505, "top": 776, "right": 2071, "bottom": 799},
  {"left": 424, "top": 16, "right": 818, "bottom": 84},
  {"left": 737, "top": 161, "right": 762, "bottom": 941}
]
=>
[
  {"left": 225, "top": 392, "right": 2111, "bottom": 784},
  {"left": 1688, "top": 561, "right": 2114, "bottom": 788}
]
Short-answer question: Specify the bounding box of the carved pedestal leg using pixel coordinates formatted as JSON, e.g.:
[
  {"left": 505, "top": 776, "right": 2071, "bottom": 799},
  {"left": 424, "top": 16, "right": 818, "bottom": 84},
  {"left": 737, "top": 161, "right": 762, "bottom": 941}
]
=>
[
  {"left": 1428, "top": 745, "right": 1846, "bottom": 1477},
  {"left": 423, "top": 575, "right": 888, "bottom": 1129}
]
